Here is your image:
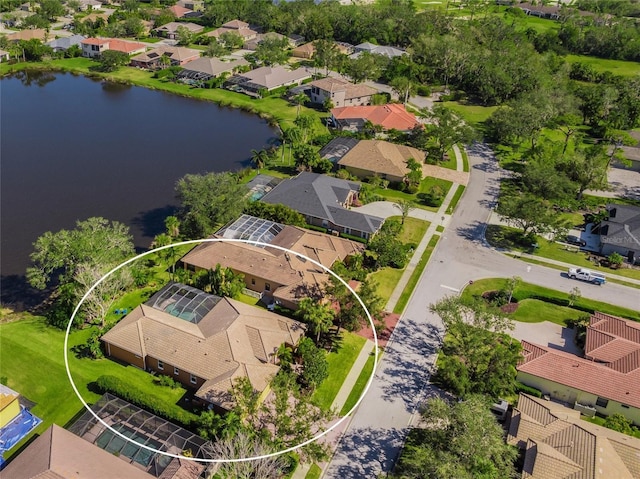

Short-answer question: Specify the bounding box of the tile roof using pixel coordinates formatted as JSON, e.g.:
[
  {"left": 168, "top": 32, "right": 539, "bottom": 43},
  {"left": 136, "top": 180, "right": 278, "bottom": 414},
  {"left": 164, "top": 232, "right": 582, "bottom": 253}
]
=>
[
  {"left": 234, "top": 66, "right": 311, "bottom": 90},
  {"left": 337, "top": 139, "right": 426, "bottom": 179},
  {"left": 82, "top": 37, "right": 147, "bottom": 53},
  {"left": 518, "top": 340, "right": 640, "bottom": 409},
  {"left": 167, "top": 5, "right": 191, "bottom": 17},
  {"left": 7, "top": 29, "right": 47, "bottom": 42},
  {"left": 585, "top": 312, "right": 640, "bottom": 373},
  {"left": 154, "top": 21, "right": 203, "bottom": 34},
  {"left": 261, "top": 172, "right": 384, "bottom": 234},
  {"left": 1, "top": 425, "right": 154, "bottom": 479},
  {"left": 310, "top": 77, "right": 377, "bottom": 100},
  {"left": 131, "top": 46, "right": 200, "bottom": 64},
  {"left": 102, "top": 283, "right": 304, "bottom": 408},
  {"left": 331, "top": 104, "right": 419, "bottom": 131},
  {"left": 292, "top": 42, "right": 315, "bottom": 57},
  {"left": 508, "top": 394, "right": 640, "bottom": 479}
]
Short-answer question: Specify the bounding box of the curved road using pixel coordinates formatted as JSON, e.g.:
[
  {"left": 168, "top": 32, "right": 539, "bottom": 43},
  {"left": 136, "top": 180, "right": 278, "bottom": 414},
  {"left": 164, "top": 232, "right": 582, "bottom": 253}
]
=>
[{"left": 323, "top": 142, "right": 639, "bottom": 478}]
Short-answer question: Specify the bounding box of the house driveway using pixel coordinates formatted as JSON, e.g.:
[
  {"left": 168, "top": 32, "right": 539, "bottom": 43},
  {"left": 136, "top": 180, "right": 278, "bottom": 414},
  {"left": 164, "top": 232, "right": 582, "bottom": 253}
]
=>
[
  {"left": 352, "top": 201, "right": 446, "bottom": 224},
  {"left": 421, "top": 164, "right": 469, "bottom": 185},
  {"left": 510, "top": 321, "right": 581, "bottom": 356}
]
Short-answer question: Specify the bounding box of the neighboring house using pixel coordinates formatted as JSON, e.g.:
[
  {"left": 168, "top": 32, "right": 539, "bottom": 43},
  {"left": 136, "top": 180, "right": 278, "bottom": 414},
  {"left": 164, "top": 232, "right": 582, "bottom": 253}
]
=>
[
  {"left": 309, "top": 77, "right": 377, "bottom": 108},
  {"left": 79, "top": 11, "right": 112, "bottom": 24},
  {"left": 261, "top": 172, "right": 385, "bottom": 240},
  {"left": 350, "top": 41, "right": 406, "bottom": 59},
  {"left": 101, "top": 282, "right": 305, "bottom": 411},
  {"left": 177, "top": 56, "right": 249, "bottom": 82},
  {"left": 291, "top": 41, "right": 315, "bottom": 59},
  {"left": 204, "top": 19, "right": 258, "bottom": 42},
  {"left": 180, "top": 214, "right": 364, "bottom": 309},
  {"left": 0, "top": 384, "right": 20, "bottom": 429},
  {"left": 598, "top": 204, "right": 640, "bottom": 263},
  {"left": 517, "top": 313, "right": 640, "bottom": 425},
  {"left": 78, "top": 0, "right": 102, "bottom": 11},
  {"left": 337, "top": 139, "right": 426, "bottom": 183},
  {"left": 153, "top": 21, "right": 203, "bottom": 40},
  {"left": 177, "top": 0, "right": 204, "bottom": 11},
  {"left": 6, "top": 28, "right": 47, "bottom": 42},
  {"left": 81, "top": 37, "right": 146, "bottom": 58},
  {"left": 517, "top": 2, "right": 562, "bottom": 19},
  {"left": 130, "top": 45, "right": 200, "bottom": 69},
  {"left": 226, "top": 65, "right": 311, "bottom": 97},
  {"left": 0, "top": 50, "right": 10, "bottom": 62},
  {"left": 319, "top": 136, "right": 359, "bottom": 164},
  {"left": 1, "top": 424, "right": 157, "bottom": 479},
  {"left": 243, "top": 31, "right": 294, "bottom": 51},
  {"left": 0, "top": 385, "right": 41, "bottom": 466},
  {"left": 46, "top": 34, "right": 86, "bottom": 52},
  {"left": 330, "top": 103, "right": 420, "bottom": 132},
  {"left": 167, "top": 4, "right": 192, "bottom": 18},
  {"left": 507, "top": 393, "right": 640, "bottom": 479}
]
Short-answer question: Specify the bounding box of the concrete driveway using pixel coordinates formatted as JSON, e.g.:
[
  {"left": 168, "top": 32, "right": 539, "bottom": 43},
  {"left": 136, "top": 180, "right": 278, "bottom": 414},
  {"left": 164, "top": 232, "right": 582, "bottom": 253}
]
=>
[{"left": 510, "top": 321, "right": 581, "bottom": 355}]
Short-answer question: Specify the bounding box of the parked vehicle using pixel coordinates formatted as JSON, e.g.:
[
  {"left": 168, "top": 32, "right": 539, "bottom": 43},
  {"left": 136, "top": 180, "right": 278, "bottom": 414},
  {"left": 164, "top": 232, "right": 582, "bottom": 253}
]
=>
[
  {"left": 567, "top": 267, "right": 606, "bottom": 285},
  {"left": 565, "top": 235, "right": 586, "bottom": 247}
]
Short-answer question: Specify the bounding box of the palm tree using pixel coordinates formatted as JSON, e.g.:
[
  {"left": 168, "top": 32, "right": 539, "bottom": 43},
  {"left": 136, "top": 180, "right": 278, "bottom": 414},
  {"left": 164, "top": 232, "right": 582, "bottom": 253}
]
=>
[
  {"left": 164, "top": 215, "right": 180, "bottom": 239},
  {"left": 394, "top": 199, "right": 414, "bottom": 225},
  {"left": 291, "top": 92, "right": 309, "bottom": 118},
  {"left": 250, "top": 148, "right": 269, "bottom": 172}
]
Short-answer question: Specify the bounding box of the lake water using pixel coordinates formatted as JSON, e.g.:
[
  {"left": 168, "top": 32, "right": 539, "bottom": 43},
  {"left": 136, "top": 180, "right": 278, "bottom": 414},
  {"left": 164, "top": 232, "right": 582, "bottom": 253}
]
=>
[{"left": 1, "top": 70, "right": 277, "bottom": 303}]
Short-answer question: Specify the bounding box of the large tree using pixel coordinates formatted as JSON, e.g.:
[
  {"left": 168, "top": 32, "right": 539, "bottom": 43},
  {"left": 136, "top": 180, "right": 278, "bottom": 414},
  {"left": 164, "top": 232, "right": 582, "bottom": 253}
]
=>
[
  {"left": 394, "top": 395, "right": 519, "bottom": 479},
  {"left": 175, "top": 172, "right": 248, "bottom": 239},
  {"left": 496, "top": 193, "right": 560, "bottom": 237},
  {"left": 421, "top": 105, "right": 476, "bottom": 162},
  {"left": 296, "top": 298, "right": 334, "bottom": 343}
]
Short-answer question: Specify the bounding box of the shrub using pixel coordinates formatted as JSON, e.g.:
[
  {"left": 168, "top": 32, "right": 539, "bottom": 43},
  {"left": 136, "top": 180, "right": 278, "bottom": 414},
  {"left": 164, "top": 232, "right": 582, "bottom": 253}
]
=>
[
  {"left": 94, "top": 375, "right": 198, "bottom": 429},
  {"left": 156, "top": 374, "right": 180, "bottom": 389},
  {"left": 416, "top": 85, "right": 431, "bottom": 97},
  {"left": 515, "top": 381, "right": 543, "bottom": 398}
]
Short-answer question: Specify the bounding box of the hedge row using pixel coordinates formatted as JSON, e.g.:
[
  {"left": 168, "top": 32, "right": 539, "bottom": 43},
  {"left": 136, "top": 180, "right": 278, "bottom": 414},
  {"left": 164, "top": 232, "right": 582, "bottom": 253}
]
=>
[
  {"left": 95, "top": 375, "right": 199, "bottom": 430},
  {"left": 515, "top": 381, "right": 543, "bottom": 398}
]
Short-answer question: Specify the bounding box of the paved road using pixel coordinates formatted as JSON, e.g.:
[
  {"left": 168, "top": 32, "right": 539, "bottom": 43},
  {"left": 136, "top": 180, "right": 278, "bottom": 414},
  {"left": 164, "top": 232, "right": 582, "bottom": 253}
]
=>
[{"left": 323, "top": 142, "right": 639, "bottom": 478}]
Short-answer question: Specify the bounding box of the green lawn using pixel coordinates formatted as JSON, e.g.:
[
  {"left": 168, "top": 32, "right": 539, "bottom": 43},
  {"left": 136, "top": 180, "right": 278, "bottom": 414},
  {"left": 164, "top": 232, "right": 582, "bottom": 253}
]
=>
[
  {"left": 442, "top": 101, "right": 498, "bottom": 128},
  {"left": 460, "top": 146, "right": 470, "bottom": 172},
  {"left": 511, "top": 299, "right": 586, "bottom": 326},
  {"left": 312, "top": 332, "right": 366, "bottom": 412},
  {"left": 392, "top": 216, "right": 430, "bottom": 246},
  {"left": 0, "top": 316, "right": 189, "bottom": 459},
  {"left": 372, "top": 175, "right": 452, "bottom": 212},
  {"left": 565, "top": 54, "right": 640, "bottom": 77},
  {"left": 339, "top": 352, "right": 376, "bottom": 416},
  {"left": 393, "top": 235, "right": 440, "bottom": 314},
  {"left": 369, "top": 267, "right": 404, "bottom": 304},
  {"left": 436, "top": 225, "right": 445, "bottom": 233},
  {"left": 442, "top": 148, "right": 458, "bottom": 170},
  {"left": 446, "top": 184, "right": 466, "bottom": 215},
  {"left": 304, "top": 464, "right": 323, "bottom": 479},
  {"left": 462, "top": 278, "right": 640, "bottom": 321}
]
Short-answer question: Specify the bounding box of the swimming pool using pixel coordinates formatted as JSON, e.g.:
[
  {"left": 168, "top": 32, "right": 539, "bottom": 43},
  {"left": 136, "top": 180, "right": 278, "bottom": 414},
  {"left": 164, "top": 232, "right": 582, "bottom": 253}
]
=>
[{"left": 95, "top": 423, "right": 162, "bottom": 467}]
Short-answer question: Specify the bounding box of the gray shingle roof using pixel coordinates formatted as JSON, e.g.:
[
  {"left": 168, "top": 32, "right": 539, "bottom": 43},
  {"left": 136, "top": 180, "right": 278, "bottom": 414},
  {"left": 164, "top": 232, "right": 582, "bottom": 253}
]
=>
[
  {"left": 261, "top": 172, "right": 384, "bottom": 234},
  {"left": 601, "top": 204, "right": 640, "bottom": 252}
]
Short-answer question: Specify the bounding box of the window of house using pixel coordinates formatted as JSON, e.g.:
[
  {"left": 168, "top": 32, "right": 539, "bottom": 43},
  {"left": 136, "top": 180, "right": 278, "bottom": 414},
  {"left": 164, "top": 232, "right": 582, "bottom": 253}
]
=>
[
  {"left": 157, "top": 360, "right": 164, "bottom": 370},
  {"left": 174, "top": 367, "right": 180, "bottom": 376},
  {"left": 265, "top": 283, "right": 271, "bottom": 291},
  {"left": 596, "top": 397, "right": 609, "bottom": 408},
  {"left": 251, "top": 278, "right": 256, "bottom": 285},
  {"left": 190, "top": 374, "right": 197, "bottom": 384}
]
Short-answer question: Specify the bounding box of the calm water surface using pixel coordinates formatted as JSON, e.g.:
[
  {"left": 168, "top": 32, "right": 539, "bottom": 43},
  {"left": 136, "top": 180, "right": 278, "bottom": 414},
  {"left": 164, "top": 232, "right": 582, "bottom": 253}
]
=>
[{"left": 1, "top": 71, "right": 277, "bottom": 296}]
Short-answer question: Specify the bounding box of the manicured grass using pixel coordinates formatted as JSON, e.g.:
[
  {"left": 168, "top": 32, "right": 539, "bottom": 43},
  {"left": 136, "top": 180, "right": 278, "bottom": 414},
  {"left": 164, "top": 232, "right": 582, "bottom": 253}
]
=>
[
  {"left": 462, "top": 278, "right": 640, "bottom": 321},
  {"left": 436, "top": 225, "right": 445, "bottom": 233},
  {"left": 0, "top": 316, "right": 189, "bottom": 459},
  {"left": 511, "top": 299, "right": 586, "bottom": 326},
  {"left": 393, "top": 235, "right": 440, "bottom": 314},
  {"left": 441, "top": 148, "right": 458, "bottom": 170},
  {"left": 373, "top": 187, "right": 438, "bottom": 212},
  {"left": 446, "top": 184, "right": 465, "bottom": 215},
  {"left": 369, "top": 267, "right": 404, "bottom": 304},
  {"left": 460, "top": 146, "right": 470, "bottom": 172},
  {"left": 442, "top": 101, "right": 498, "bottom": 128},
  {"left": 565, "top": 54, "right": 640, "bottom": 77},
  {"left": 390, "top": 216, "right": 430, "bottom": 246},
  {"left": 339, "top": 352, "right": 376, "bottom": 416},
  {"left": 312, "top": 332, "right": 366, "bottom": 412},
  {"left": 304, "top": 464, "right": 323, "bottom": 479}
]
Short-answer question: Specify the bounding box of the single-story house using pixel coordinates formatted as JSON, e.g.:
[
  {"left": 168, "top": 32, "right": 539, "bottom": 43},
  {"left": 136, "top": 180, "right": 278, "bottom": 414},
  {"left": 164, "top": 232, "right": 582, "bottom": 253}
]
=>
[
  {"left": 167, "top": 4, "right": 192, "bottom": 18},
  {"left": 507, "top": 393, "right": 640, "bottom": 479},
  {"left": 337, "top": 139, "right": 426, "bottom": 183},
  {"left": 79, "top": 11, "right": 112, "bottom": 24},
  {"left": 330, "top": 103, "right": 420, "bottom": 132},
  {"left": 101, "top": 282, "right": 305, "bottom": 411},
  {"left": 77, "top": 0, "right": 102, "bottom": 11},
  {"left": 180, "top": 214, "right": 364, "bottom": 309},
  {"left": 517, "top": 313, "right": 640, "bottom": 425},
  {"left": 225, "top": 65, "right": 311, "bottom": 97},
  {"left": 243, "top": 31, "right": 295, "bottom": 51},
  {"left": 153, "top": 21, "right": 203, "bottom": 40},
  {"left": 309, "top": 77, "right": 377, "bottom": 108},
  {"left": 319, "top": 136, "right": 359, "bottom": 164},
  {"left": 81, "top": 37, "right": 146, "bottom": 58},
  {"left": 130, "top": 45, "right": 200, "bottom": 69},
  {"left": 177, "top": 0, "right": 204, "bottom": 12},
  {"left": 261, "top": 172, "right": 385, "bottom": 240},
  {"left": 176, "top": 55, "right": 249, "bottom": 82},
  {"left": 6, "top": 28, "right": 47, "bottom": 43},
  {"left": 517, "top": 2, "right": 562, "bottom": 20},
  {"left": 598, "top": 204, "right": 640, "bottom": 263},
  {"left": 1, "top": 425, "right": 157, "bottom": 479},
  {"left": 46, "top": 34, "right": 86, "bottom": 52},
  {"left": 204, "top": 19, "right": 258, "bottom": 42},
  {"left": 0, "top": 50, "right": 10, "bottom": 62},
  {"left": 349, "top": 42, "right": 406, "bottom": 59},
  {"left": 291, "top": 41, "right": 315, "bottom": 59}
]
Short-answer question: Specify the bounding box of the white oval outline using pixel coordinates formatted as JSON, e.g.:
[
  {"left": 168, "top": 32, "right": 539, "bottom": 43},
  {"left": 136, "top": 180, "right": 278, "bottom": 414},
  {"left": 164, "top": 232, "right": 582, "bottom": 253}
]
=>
[{"left": 64, "top": 238, "right": 379, "bottom": 464}]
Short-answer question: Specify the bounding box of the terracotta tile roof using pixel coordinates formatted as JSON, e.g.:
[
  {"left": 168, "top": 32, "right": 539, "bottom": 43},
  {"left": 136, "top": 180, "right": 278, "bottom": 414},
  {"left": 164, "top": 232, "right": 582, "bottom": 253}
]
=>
[
  {"left": 518, "top": 341, "right": 640, "bottom": 409},
  {"left": 131, "top": 46, "right": 200, "bottom": 64},
  {"left": 102, "top": 284, "right": 304, "bottom": 409},
  {"left": 222, "top": 19, "right": 249, "bottom": 29},
  {"left": 331, "top": 103, "right": 419, "bottom": 131},
  {"left": 7, "top": 29, "right": 47, "bottom": 42},
  {"left": 585, "top": 313, "right": 640, "bottom": 373},
  {"left": 167, "top": 5, "right": 191, "bottom": 17},
  {"left": 337, "top": 139, "right": 425, "bottom": 179},
  {"left": 310, "top": 77, "right": 377, "bottom": 101},
  {"left": 1, "top": 425, "right": 154, "bottom": 479},
  {"left": 509, "top": 394, "right": 640, "bottom": 479}
]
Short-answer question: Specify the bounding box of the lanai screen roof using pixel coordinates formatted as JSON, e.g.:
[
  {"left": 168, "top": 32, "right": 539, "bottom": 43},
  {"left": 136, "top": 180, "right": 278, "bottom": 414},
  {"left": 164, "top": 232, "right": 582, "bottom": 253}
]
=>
[
  {"left": 148, "top": 283, "right": 221, "bottom": 324},
  {"left": 217, "top": 214, "right": 284, "bottom": 246}
]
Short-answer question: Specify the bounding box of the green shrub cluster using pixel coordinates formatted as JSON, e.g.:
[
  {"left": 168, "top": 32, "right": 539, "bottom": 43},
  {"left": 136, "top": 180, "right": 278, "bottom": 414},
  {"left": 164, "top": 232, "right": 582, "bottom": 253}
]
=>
[
  {"left": 95, "top": 375, "right": 198, "bottom": 429},
  {"left": 515, "top": 381, "right": 543, "bottom": 398}
]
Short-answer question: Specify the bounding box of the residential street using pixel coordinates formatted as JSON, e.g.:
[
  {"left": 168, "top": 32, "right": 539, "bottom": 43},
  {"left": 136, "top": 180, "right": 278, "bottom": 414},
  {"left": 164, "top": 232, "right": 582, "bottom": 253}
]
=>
[{"left": 323, "top": 142, "right": 639, "bottom": 478}]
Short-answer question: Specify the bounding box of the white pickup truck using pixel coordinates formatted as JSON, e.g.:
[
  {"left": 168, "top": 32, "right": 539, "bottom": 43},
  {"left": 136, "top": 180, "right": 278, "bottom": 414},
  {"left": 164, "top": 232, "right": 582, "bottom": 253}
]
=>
[{"left": 567, "top": 268, "right": 606, "bottom": 285}]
